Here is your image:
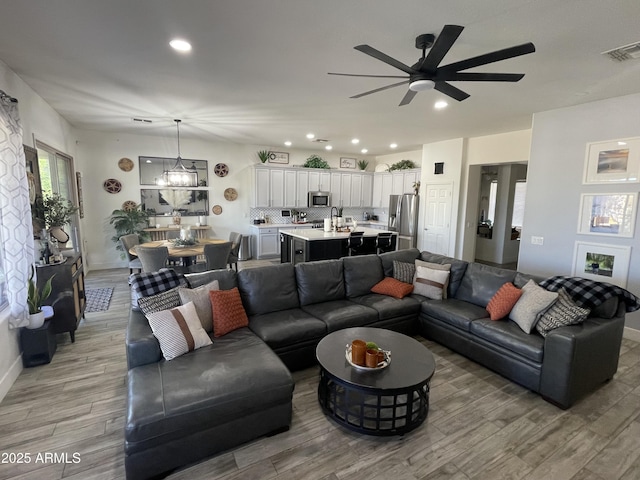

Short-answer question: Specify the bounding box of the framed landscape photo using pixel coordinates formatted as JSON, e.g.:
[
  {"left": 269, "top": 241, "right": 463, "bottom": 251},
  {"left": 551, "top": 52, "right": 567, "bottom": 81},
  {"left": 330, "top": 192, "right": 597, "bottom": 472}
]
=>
[
  {"left": 583, "top": 137, "right": 640, "bottom": 184},
  {"left": 572, "top": 241, "right": 631, "bottom": 288},
  {"left": 577, "top": 192, "right": 637, "bottom": 238},
  {"left": 340, "top": 157, "right": 356, "bottom": 169},
  {"left": 268, "top": 152, "right": 289, "bottom": 164}
]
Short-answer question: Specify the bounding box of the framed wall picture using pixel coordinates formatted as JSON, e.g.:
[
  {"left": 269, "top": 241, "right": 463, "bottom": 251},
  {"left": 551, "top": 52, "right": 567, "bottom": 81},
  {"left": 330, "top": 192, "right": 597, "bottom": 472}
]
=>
[
  {"left": 268, "top": 152, "right": 289, "bottom": 164},
  {"left": 577, "top": 192, "right": 637, "bottom": 238},
  {"left": 340, "top": 157, "right": 356, "bottom": 169},
  {"left": 571, "top": 241, "right": 631, "bottom": 288},
  {"left": 583, "top": 137, "right": 640, "bottom": 184}
]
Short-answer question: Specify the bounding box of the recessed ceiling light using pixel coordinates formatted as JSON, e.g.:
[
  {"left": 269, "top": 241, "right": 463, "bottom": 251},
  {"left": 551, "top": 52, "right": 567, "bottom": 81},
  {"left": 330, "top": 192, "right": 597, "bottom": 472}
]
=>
[
  {"left": 325, "top": 145, "right": 333, "bottom": 151},
  {"left": 284, "top": 141, "right": 292, "bottom": 147},
  {"left": 306, "top": 133, "right": 315, "bottom": 139},
  {"left": 169, "top": 38, "right": 192, "bottom": 52},
  {"left": 618, "top": 141, "right": 627, "bottom": 146},
  {"left": 351, "top": 138, "right": 360, "bottom": 144},
  {"left": 390, "top": 143, "right": 398, "bottom": 149},
  {"left": 361, "top": 148, "right": 368, "bottom": 154},
  {"left": 434, "top": 100, "right": 448, "bottom": 110}
]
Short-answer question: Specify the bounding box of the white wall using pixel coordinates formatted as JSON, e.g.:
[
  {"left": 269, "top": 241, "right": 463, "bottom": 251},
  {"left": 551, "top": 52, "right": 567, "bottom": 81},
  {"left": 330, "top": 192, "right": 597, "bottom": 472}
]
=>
[
  {"left": 519, "top": 93, "right": 640, "bottom": 330},
  {"left": 0, "top": 60, "right": 76, "bottom": 401}
]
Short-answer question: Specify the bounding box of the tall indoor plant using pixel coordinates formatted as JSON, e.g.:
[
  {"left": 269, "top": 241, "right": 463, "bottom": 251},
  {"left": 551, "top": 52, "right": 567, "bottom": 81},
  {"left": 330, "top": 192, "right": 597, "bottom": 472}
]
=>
[{"left": 109, "top": 205, "right": 150, "bottom": 258}]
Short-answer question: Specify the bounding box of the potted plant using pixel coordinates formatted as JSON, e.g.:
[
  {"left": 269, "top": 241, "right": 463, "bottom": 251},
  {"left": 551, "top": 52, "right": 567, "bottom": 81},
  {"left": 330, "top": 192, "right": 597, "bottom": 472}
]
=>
[
  {"left": 33, "top": 193, "right": 79, "bottom": 247},
  {"left": 257, "top": 150, "right": 271, "bottom": 163},
  {"left": 357, "top": 159, "right": 369, "bottom": 171},
  {"left": 388, "top": 159, "right": 416, "bottom": 171},
  {"left": 27, "top": 265, "right": 54, "bottom": 329},
  {"left": 109, "top": 205, "right": 151, "bottom": 259},
  {"left": 304, "top": 154, "right": 330, "bottom": 169}
]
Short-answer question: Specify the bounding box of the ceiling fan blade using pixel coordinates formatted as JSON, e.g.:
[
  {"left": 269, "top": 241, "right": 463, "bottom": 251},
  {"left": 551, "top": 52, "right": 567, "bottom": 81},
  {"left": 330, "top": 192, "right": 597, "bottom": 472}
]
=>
[
  {"left": 328, "top": 72, "right": 409, "bottom": 79},
  {"left": 439, "top": 42, "right": 536, "bottom": 73},
  {"left": 350, "top": 80, "right": 410, "bottom": 99},
  {"left": 354, "top": 45, "right": 416, "bottom": 75},
  {"left": 435, "top": 72, "right": 525, "bottom": 82},
  {"left": 434, "top": 81, "right": 470, "bottom": 101},
  {"left": 418, "top": 24, "right": 464, "bottom": 72},
  {"left": 399, "top": 89, "right": 418, "bottom": 106}
]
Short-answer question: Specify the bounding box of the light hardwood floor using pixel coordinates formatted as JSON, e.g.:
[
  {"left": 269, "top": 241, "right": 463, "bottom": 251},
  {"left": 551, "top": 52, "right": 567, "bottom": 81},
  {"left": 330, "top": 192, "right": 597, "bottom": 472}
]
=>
[{"left": 1, "top": 264, "right": 639, "bottom": 480}]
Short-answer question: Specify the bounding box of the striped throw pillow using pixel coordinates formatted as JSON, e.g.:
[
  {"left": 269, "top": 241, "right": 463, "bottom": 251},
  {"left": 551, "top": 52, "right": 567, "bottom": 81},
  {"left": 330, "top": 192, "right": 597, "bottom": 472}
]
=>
[
  {"left": 146, "top": 301, "right": 212, "bottom": 360},
  {"left": 393, "top": 260, "right": 416, "bottom": 284},
  {"left": 138, "top": 286, "right": 182, "bottom": 316},
  {"left": 535, "top": 288, "right": 590, "bottom": 337},
  {"left": 413, "top": 264, "right": 450, "bottom": 300}
]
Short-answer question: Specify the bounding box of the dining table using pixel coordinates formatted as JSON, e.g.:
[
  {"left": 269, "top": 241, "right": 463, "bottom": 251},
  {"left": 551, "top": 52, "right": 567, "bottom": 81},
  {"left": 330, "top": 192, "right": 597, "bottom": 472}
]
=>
[{"left": 130, "top": 238, "right": 227, "bottom": 267}]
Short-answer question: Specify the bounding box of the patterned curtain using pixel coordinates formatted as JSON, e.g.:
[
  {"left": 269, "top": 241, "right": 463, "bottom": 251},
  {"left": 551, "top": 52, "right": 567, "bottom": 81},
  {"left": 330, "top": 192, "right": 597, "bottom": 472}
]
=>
[{"left": 0, "top": 97, "right": 35, "bottom": 328}]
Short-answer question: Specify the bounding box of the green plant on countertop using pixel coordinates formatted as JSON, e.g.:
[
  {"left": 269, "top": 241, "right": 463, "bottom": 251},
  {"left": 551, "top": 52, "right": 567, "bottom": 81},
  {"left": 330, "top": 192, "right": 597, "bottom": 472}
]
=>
[
  {"left": 303, "top": 154, "right": 330, "bottom": 169},
  {"left": 27, "top": 264, "right": 54, "bottom": 315},
  {"left": 388, "top": 159, "right": 416, "bottom": 171},
  {"left": 109, "top": 205, "right": 151, "bottom": 259},
  {"left": 257, "top": 150, "right": 271, "bottom": 163},
  {"left": 357, "top": 159, "right": 369, "bottom": 171}
]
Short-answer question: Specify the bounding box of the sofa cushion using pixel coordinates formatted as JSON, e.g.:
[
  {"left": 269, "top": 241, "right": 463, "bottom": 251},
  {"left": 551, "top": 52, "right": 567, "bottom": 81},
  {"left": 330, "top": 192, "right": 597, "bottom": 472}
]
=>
[
  {"left": 371, "top": 277, "right": 414, "bottom": 299},
  {"left": 413, "top": 262, "right": 451, "bottom": 299},
  {"left": 125, "top": 328, "right": 293, "bottom": 449},
  {"left": 486, "top": 282, "right": 522, "bottom": 321},
  {"left": 590, "top": 296, "right": 619, "bottom": 319},
  {"left": 209, "top": 287, "right": 249, "bottom": 337},
  {"left": 420, "top": 298, "right": 489, "bottom": 332},
  {"left": 510, "top": 279, "right": 558, "bottom": 333},
  {"left": 393, "top": 260, "right": 416, "bottom": 284},
  {"left": 248, "top": 308, "right": 327, "bottom": 349},
  {"left": 146, "top": 302, "right": 213, "bottom": 361},
  {"left": 514, "top": 271, "right": 545, "bottom": 288},
  {"left": 238, "top": 263, "right": 299, "bottom": 315},
  {"left": 343, "top": 255, "right": 384, "bottom": 298},
  {"left": 470, "top": 319, "right": 544, "bottom": 363},
  {"left": 379, "top": 248, "right": 420, "bottom": 277},
  {"left": 184, "top": 269, "right": 237, "bottom": 290},
  {"left": 535, "top": 288, "right": 591, "bottom": 337},
  {"left": 351, "top": 293, "right": 421, "bottom": 320},
  {"left": 295, "top": 259, "right": 345, "bottom": 306},
  {"left": 129, "top": 268, "right": 187, "bottom": 311},
  {"left": 455, "top": 263, "right": 517, "bottom": 308},
  {"left": 178, "top": 280, "right": 220, "bottom": 332},
  {"left": 419, "top": 252, "right": 468, "bottom": 297},
  {"left": 302, "top": 300, "right": 378, "bottom": 332}
]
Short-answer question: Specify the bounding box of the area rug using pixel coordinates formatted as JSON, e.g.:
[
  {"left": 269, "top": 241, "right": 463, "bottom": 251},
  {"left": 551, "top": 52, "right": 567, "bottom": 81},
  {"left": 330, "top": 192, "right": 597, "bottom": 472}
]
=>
[{"left": 85, "top": 287, "right": 114, "bottom": 312}]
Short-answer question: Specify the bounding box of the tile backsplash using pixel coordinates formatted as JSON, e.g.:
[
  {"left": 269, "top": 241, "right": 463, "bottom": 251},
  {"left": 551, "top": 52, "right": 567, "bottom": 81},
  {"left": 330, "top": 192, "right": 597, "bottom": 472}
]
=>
[{"left": 249, "top": 207, "right": 387, "bottom": 225}]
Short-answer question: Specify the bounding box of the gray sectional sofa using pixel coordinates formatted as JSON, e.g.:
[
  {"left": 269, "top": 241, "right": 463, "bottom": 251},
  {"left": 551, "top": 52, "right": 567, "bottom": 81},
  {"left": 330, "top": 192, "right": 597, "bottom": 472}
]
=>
[{"left": 124, "top": 248, "right": 629, "bottom": 479}]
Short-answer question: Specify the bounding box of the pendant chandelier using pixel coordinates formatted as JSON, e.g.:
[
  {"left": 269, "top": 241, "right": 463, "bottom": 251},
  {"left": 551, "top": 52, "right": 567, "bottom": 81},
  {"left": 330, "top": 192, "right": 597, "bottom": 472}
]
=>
[{"left": 161, "top": 119, "right": 198, "bottom": 187}]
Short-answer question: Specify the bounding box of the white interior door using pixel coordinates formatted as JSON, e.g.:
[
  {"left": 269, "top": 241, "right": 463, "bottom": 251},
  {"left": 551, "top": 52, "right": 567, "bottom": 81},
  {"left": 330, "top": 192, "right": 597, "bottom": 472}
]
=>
[{"left": 422, "top": 182, "right": 453, "bottom": 255}]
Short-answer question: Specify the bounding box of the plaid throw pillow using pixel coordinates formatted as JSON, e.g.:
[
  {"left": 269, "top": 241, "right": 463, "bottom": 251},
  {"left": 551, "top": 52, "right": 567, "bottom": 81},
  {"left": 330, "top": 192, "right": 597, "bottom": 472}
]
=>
[{"left": 129, "top": 268, "right": 187, "bottom": 311}]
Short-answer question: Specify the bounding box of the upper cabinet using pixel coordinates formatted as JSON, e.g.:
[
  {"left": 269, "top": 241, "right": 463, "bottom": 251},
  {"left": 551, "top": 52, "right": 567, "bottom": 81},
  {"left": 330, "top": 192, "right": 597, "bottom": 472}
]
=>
[{"left": 372, "top": 169, "right": 420, "bottom": 207}]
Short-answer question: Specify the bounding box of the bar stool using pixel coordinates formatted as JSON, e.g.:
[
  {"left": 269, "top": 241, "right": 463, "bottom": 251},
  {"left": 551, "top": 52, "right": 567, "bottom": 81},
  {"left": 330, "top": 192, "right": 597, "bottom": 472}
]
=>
[
  {"left": 376, "top": 232, "right": 395, "bottom": 254},
  {"left": 347, "top": 232, "right": 365, "bottom": 256}
]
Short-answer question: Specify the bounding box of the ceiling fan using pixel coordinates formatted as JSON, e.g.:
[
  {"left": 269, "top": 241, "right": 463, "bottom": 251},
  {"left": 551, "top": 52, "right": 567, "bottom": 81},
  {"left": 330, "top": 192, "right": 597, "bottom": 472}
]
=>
[{"left": 329, "top": 25, "right": 535, "bottom": 104}]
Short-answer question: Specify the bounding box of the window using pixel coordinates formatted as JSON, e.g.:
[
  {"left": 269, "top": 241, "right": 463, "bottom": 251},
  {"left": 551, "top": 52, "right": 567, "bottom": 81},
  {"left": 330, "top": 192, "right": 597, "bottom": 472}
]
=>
[{"left": 511, "top": 181, "right": 527, "bottom": 228}]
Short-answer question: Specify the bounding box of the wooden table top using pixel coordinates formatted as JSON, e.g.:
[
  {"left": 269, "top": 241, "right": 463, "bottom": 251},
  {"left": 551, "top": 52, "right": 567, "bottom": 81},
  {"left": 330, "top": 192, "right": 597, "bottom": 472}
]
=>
[{"left": 131, "top": 238, "right": 227, "bottom": 257}]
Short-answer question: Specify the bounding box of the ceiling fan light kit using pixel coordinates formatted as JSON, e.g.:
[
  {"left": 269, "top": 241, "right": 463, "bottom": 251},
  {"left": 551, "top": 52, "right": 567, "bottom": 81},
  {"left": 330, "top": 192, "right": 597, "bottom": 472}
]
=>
[{"left": 329, "top": 24, "right": 535, "bottom": 105}]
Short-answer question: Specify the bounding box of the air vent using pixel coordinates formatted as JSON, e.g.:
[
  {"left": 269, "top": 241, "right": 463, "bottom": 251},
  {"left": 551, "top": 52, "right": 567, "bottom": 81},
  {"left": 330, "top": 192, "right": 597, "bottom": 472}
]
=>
[
  {"left": 311, "top": 138, "right": 329, "bottom": 143},
  {"left": 131, "top": 117, "right": 153, "bottom": 123},
  {"left": 602, "top": 41, "right": 640, "bottom": 62}
]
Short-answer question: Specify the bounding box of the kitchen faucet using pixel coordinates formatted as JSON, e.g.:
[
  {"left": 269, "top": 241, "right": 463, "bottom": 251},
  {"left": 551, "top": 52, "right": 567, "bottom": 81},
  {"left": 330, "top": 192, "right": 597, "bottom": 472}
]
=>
[{"left": 330, "top": 206, "right": 339, "bottom": 231}]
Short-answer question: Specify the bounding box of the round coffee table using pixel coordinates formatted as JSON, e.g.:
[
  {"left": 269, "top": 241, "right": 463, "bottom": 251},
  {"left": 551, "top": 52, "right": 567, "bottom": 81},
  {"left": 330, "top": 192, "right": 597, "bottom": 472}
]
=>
[{"left": 316, "top": 327, "right": 435, "bottom": 436}]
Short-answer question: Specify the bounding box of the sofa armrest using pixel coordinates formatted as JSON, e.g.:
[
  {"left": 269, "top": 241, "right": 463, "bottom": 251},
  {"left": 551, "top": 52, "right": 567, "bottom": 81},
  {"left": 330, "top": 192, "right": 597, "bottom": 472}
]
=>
[
  {"left": 539, "top": 315, "right": 624, "bottom": 409},
  {"left": 126, "top": 309, "right": 162, "bottom": 370}
]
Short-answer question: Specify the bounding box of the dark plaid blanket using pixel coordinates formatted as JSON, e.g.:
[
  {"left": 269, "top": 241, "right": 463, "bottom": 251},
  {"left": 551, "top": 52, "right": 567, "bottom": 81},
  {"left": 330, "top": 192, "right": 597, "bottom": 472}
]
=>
[{"left": 539, "top": 276, "right": 640, "bottom": 312}]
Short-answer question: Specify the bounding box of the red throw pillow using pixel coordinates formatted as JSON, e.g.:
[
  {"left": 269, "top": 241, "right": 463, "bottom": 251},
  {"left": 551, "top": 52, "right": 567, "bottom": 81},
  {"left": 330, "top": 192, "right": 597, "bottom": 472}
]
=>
[
  {"left": 209, "top": 287, "right": 249, "bottom": 337},
  {"left": 486, "top": 282, "right": 522, "bottom": 321},
  {"left": 371, "top": 277, "right": 414, "bottom": 299}
]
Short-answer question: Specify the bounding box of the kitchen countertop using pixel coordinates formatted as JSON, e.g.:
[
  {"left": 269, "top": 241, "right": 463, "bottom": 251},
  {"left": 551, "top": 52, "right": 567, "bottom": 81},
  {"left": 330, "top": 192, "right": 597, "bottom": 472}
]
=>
[
  {"left": 250, "top": 221, "right": 387, "bottom": 229},
  {"left": 279, "top": 227, "right": 394, "bottom": 241}
]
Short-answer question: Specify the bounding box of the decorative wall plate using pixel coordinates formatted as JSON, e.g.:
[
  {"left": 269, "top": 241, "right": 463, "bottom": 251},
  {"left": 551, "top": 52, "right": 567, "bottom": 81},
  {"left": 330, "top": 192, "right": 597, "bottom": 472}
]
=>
[
  {"left": 103, "top": 178, "right": 122, "bottom": 194},
  {"left": 122, "top": 200, "right": 138, "bottom": 211},
  {"left": 223, "top": 187, "right": 238, "bottom": 201},
  {"left": 214, "top": 163, "right": 229, "bottom": 177},
  {"left": 118, "top": 157, "right": 134, "bottom": 172},
  {"left": 212, "top": 204, "right": 223, "bottom": 215}
]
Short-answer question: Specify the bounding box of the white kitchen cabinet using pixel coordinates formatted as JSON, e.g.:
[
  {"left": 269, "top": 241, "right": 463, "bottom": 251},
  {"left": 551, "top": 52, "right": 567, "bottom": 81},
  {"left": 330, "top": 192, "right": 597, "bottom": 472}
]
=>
[
  {"left": 361, "top": 173, "right": 373, "bottom": 207},
  {"left": 254, "top": 167, "right": 271, "bottom": 207},
  {"left": 253, "top": 227, "right": 280, "bottom": 259},
  {"left": 350, "top": 174, "right": 362, "bottom": 207},
  {"left": 372, "top": 173, "right": 393, "bottom": 208},
  {"left": 308, "top": 171, "right": 331, "bottom": 192},
  {"left": 391, "top": 172, "right": 404, "bottom": 195},
  {"left": 330, "top": 172, "right": 342, "bottom": 208},
  {"left": 295, "top": 170, "right": 309, "bottom": 207},
  {"left": 270, "top": 169, "right": 285, "bottom": 207},
  {"left": 403, "top": 170, "right": 419, "bottom": 194},
  {"left": 391, "top": 169, "right": 421, "bottom": 195},
  {"left": 284, "top": 170, "right": 296, "bottom": 207}
]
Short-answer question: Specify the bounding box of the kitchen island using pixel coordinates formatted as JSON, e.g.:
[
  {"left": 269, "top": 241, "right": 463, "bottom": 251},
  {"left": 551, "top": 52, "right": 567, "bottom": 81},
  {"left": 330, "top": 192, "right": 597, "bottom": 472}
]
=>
[{"left": 280, "top": 227, "right": 396, "bottom": 264}]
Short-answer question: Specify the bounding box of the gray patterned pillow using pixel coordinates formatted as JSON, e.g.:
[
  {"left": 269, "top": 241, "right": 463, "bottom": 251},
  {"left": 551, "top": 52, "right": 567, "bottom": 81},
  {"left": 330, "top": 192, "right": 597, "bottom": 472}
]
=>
[
  {"left": 138, "top": 287, "right": 182, "bottom": 316},
  {"left": 393, "top": 260, "right": 415, "bottom": 284},
  {"left": 178, "top": 280, "right": 219, "bottom": 333},
  {"left": 536, "top": 288, "right": 590, "bottom": 337}
]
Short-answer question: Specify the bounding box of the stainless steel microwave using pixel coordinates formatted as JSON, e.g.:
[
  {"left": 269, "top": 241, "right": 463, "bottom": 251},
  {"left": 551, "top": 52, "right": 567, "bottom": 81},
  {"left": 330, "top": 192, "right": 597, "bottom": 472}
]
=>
[{"left": 308, "top": 191, "right": 331, "bottom": 208}]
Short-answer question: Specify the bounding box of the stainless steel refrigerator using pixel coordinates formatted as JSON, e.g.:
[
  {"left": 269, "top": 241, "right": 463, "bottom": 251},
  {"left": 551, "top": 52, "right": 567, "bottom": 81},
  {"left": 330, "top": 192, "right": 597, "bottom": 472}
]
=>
[{"left": 388, "top": 194, "right": 419, "bottom": 250}]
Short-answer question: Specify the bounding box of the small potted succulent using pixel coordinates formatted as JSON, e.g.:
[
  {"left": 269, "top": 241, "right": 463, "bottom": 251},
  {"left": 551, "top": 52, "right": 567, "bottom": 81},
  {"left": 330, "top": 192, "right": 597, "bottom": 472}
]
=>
[
  {"left": 357, "top": 159, "right": 369, "bottom": 171},
  {"left": 257, "top": 150, "right": 271, "bottom": 163}
]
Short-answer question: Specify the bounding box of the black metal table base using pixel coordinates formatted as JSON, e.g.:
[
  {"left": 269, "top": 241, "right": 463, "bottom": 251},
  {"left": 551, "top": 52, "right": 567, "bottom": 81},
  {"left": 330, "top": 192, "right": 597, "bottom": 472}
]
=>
[{"left": 318, "top": 368, "right": 430, "bottom": 436}]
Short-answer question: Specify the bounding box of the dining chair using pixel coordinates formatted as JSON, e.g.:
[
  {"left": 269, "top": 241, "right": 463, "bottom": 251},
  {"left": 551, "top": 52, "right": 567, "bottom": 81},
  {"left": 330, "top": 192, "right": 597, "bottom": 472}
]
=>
[
  {"left": 375, "top": 232, "right": 395, "bottom": 254},
  {"left": 136, "top": 246, "right": 169, "bottom": 272},
  {"left": 164, "top": 229, "right": 183, "bottom": 266},
  {"left": 119, "top": 234, "right": 143, "bottom": 274},
  {"left": 227, "top": 232, "right": 243, "bottom": 271},
  {"left": 347, "top": 231, "right": 365, "bottom": 256},
  {"left": 203, "top": 242, "right": 233, "bottom": 271}
]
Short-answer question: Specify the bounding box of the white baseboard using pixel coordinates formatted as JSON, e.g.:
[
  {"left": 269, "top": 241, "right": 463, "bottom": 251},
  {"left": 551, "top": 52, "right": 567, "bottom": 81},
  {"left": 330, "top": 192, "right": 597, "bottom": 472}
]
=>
[
  {"left": 623, "top": 326, "right": 640, "bottom": 343},
  {"left": 0, "top": 355, "right": 22, "bottom": 403}
]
